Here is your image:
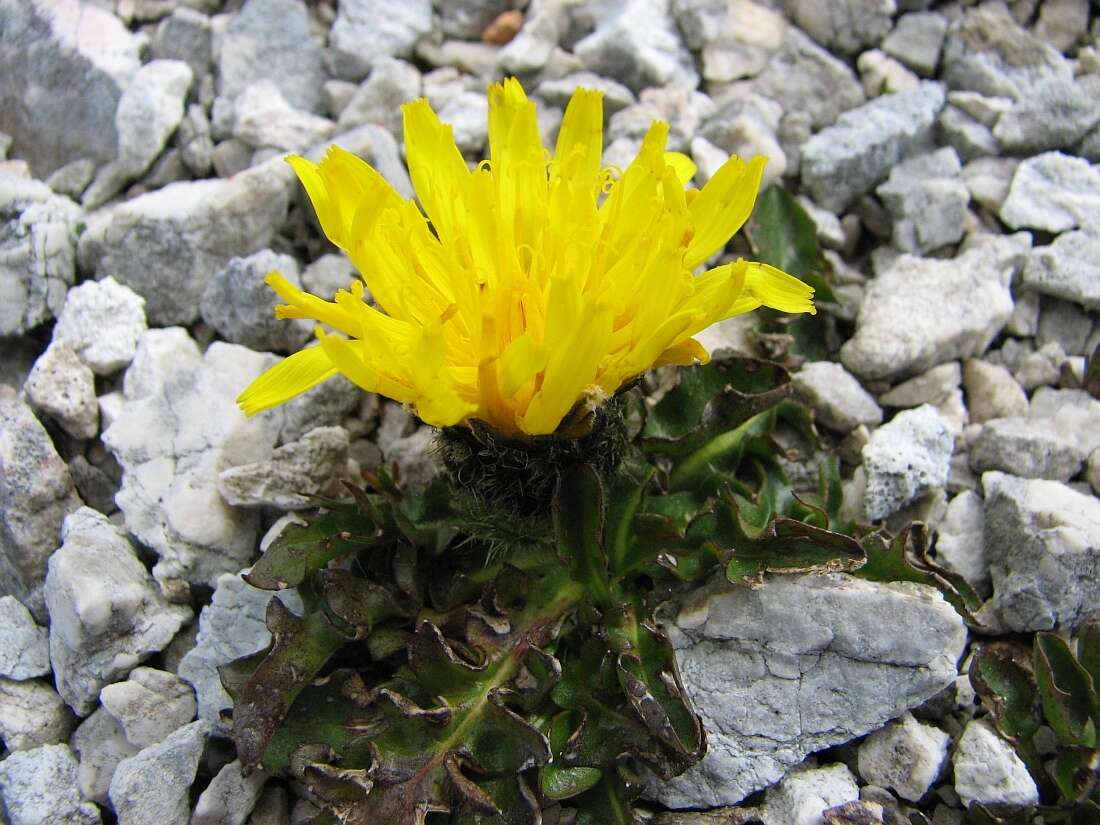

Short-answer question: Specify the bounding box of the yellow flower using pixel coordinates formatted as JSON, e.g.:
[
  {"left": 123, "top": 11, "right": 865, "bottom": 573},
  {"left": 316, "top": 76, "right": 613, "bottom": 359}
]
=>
[{"left": 238, "top": 78, "right": 814, "bottom": 436}]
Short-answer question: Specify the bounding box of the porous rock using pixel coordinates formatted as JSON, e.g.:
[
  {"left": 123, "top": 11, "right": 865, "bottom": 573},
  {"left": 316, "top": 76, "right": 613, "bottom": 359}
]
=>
[
  {"left": 760, "top": 762, "right": 860, "bottom": 825},
  {"left": 51, "top": 276, "right": 147, "bottom": 375},
  {"left": 983, "top": 471, "right": 1100, "bottom": 632},
  {"left": 857, "top": 713, "right": 949, "bottom": 802},
  {"left": 861, "top": 405, "right": 953, "bottom": 522},
  {"left": 70, "top": 706, "right": 139, "bottom": 804},
  {"left": 0, "top": 743, "right": 101, "bottom": 825},
  {"left": 77, "top": 152, "right": 293, "bottom": 326},
  {"left": 45, "top": 508, "right": 192, "bottom": 715},
  {"left": 24, "top": 341, "right": 99, "bottom": 440},
  {"left": 648, "top": 574, "right": 966, "bottom": 807},
  {"left": 102, "top": 340, "right": 282, "bottom": 591}
]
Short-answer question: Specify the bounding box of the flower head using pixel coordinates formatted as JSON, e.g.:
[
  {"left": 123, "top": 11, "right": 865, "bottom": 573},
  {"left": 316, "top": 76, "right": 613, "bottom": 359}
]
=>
[{"left": 238, "top": 79, "right": 814, "bottom": 436}]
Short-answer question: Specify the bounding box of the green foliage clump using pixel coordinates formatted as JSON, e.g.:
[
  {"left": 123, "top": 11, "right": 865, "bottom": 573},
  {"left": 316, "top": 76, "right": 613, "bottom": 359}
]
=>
[{"left": 967, "top": 625, "right": 1100, "bottom": 824}]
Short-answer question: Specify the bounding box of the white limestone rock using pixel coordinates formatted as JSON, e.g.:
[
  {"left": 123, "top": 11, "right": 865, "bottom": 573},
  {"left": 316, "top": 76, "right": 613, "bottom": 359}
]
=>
[
  {"left": 672, "top": 0, "right": 787, "bottom": 84},
  {"left": 77, "top": 156, "right": 293, "bottom": 325},
  {"left": 881, "top": 11, "right": 949, "bottom": 76},
  {"left": 841, "top": 234, "right": 1028, "bottom": 382},
  {"left": 233, "top": 82, "right": 337, "bottom": 154},
  {"left": 999, "top": 152, "right": 1100, "bottom": 234},
  {"left": 0, "top": 174, "right": 82, "bottom": 336},
  {"left": 102, "top": 342, "right": 283, "bottom": 591},
  {"left": 983, "top": 471, "right": 1100, "bottom": 632},
  {"left": 109, "top": 720, "right": 211, "bottom": 825},
  {"left": 200, "top": 249, "right": 311, "bottom": 354},
  {"left": 0, "top": 595, "right": 50, "bottom": 679},
  {"left": 862, "top": 405, "right": 954, "bottom": 521},
  {"left": 0, "top": 0, "right": 142, "bottom": 176},
  {"left": 84, "top": 59, "right": 194, "bottom": 207},
  {"left": 792, "top": 361, "right": 882, "bottom": 433},
  {"left": 969, "top": 417, "right": 1083, "bottom": 482},
  {"left": 328, "top": 0, "right": 432, "bottom": 81},
  {"left": 0, "top": 743, "right": 101, "bottom": 825},
  {"left": 24, "top": 342, "right": 99, "bottom": 440},
  {"left": 876, "top": 147, "right": 969, "bottom": 254},
  {"left": 218, "top": 0, "right": 325, "bottom": 112},
  {"left": 953, "top": 718, "right": 1038, "bottom": 810},
  {"left": 992, "top": 76, "right": 1100, "bottom": 155},
  {"left": 336, "top": 58, "right": 423, "bottom": 137},
  {"left": 801, "top": 81, "right": 945, "bottom": 212},
  {"left": 218, "top": 426, "right": 350, "bottom": 510},
  {"left": 760, "top": 762, "right": 860, "bottom": 825},
  {"left": 941, "top": 4, "right": 1073, "bottom": 102},
  {"left": 45, "top": 508, "right": 192, "bottom": 715},
  {"left": 572, "top": 0, "right": 699, "bottom": 94},
  {"left": 752, "top": 27, "right": 865, "bottom": 132},
  {"left": 192, "top": 759, "right": 268, "bottom": 825},
  {"left": 99, "top": 667, "right": 196, "bottom": 750},
  {"left": 857, "top": 713, "right": 949, "bottom": 801},
  {"left": 962, "top": 359, "right": 1028, "bottom": 424},
  {"left": 648, "top": 574, "right": 967, "bottom": 808},
  {"left": 785, "top": 0, "right": 895, "bottom": 56},
  {"left": 879, "top": 362, "right": 962, "bottom": 409},
  {"left": 0, "top": 677, "right": 73, "bottom": 752},
  {"left": 51, "top": 276, "right": 147, "bottom": 376},
  {"left": 1022, "top": 230, "right": 1100, "bottom": 311},
  {"left": 70, "top": 706, "right": 139, "bottom": 805},
  {"left": 0, "top": 388, "right": 82, "bottom": 620},
  {"left": 935, "top": 489, "right": 990, "bottom": 596}
]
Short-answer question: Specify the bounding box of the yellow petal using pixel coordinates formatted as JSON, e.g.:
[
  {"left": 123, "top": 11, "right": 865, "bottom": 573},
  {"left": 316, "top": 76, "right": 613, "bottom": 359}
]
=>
[
  {"left": 653, "top": 336, "right": 710, "bottom": 367},
  {"left": 402, "top": 97, "right": 471, "bottom": 247},
  {"left": 554, "top": 88, "right": 604, "bottom": 185},
  {"left": 237, "top": 344, "right": 335, "bottom": 415},
  {"left": 664, "top": 152, "right": 697, "bottom": 185},
  {"left": 745, "top": 262, "right": 817, "bottom": 315},
  {"left": 684, "top": 155, "right": 767, "bottom": 269}
]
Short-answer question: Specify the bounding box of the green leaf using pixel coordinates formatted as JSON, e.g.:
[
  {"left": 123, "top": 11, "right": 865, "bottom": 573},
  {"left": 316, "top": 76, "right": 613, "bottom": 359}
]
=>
[
  {"left": 605, "top": 460, "right": 657, "bottom": 576},
  {"left": 553, "top": 463, "right": 613, "bottom": 608},
  {"left": 317, "top": 569, "right": 411, "bottom": 635},
  {"left": 1076, "top": 620, "right": 1100, "bottom": 697},
  {"left": 573, "top": 771, "right": 639, "bottom": 825},
  {"left": 856, "top": 524, "right": 985, "bottom": 623},
  {"left": 643, "top": 358, "right": 790, "bottom": 447},
  {"left": 1035, "top": 633, "right": 1099, "bottom": 747},
  {"left": 723, "top": 513, "right": 866, "bottom": 585},
  {"left": 246, "top": 505, "right": 378, "bottom": 590},
  {"left": 603, "top": 604, "right": 705, "bottom": 777},
  {"left": 748, "top": 184, "right": 836, "bottom": 302},
  {"left": 968, "top": 642, "right": 1044, "bottom": 782},
  {"left": 1050, "top": 747, "right": 1099, "bottom": 802},
  {"left": 231, "top": 598, "right": 348, "bottom": 768},
  {"left": 540, "top": 765, "right": 604, "bottom": 800}
]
